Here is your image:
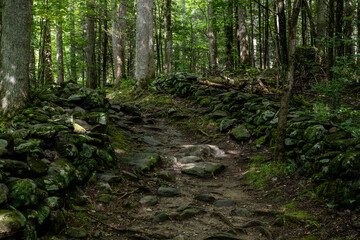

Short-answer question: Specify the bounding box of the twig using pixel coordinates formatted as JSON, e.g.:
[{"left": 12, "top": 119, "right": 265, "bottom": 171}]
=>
[{"left": 256, "top": 79, "right": 271, "bottom": 93}]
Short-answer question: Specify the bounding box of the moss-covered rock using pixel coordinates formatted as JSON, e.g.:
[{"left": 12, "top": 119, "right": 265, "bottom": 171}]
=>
[
  {"left": 324, "top": 131, "right": 351, "bottom": 143},
  {"left": 0, "top": 184, "right": 9, "bottom": 205},
  {"left": 219, "top": 119, "right": 236, "bottom": 132},
  {"left": 41, "top": 158, "right": 76, "bottom": 192},
  {"left": 0, "top": 210, "right": 24, "bottom": 238},
  {"left": 231, "top": 125, "right": 251, "bottom": 141},
  {"left": 0, "top": 159, "right": 30, "bottom": 177},
  {"left": 26, "top": 154, "right": 49, "bottom": 175},
  {"left": 8, "top": 179, "right": 38, "bottom": 208},
  {"left": 304, "top": 125, "right": 326, "bottom": 143},
  {"left": 56, "top": 142, "right": 78, "bottom": 159},
  {"left": 29, "top": 124, "right": 59, "bottom": 139},
  {"left": 14, "top": 139, "right": 44, "bottom": 154}
]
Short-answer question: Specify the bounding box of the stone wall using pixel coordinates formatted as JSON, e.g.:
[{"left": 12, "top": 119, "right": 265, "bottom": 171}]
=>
[
  {"left": 0, "top": 81, "right": 116, "bottom": 239},
  {"left": 155, "top": 73, "right": 360, "bottom": 209}
]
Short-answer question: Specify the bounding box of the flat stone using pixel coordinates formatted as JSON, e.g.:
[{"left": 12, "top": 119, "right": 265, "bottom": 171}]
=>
[
  {"left": 157, "top": 170, "right": 176, "bottom": 182},
  {"left": 0, "top": 184, "right": 8, "bottom": 205},
  {"left": 97, "top": 173, "right": 122, "bottom": 183},
  {"left": 122, "top": 152, "right": 161, "bottom": 171},
  {"left": 231, "top": 125, "right": 250, "bottom": 141},
  {"left": 213, "top": 199, "right": 235, "bottom": 207},
  {"left": 153, "top": 212, "right": 169, "bottom": 223},
  {"left": 181, "top": 162, "right": 225, "bottom": 178},
  {"left": 220, "top": 119, "right": 236, "bottom": 132},
  {"left": 140, "top": 196, "right": 158, "bottom": 206},
  {"left": 157, "top": 186, "right": 181, "bottom": 197},
  {"left": 180, "top": 208, "right": 202, "bottom": 220},
  {"left": 178, "top": 156, "right": 201, "bottom": 164},
  {"left": 195, "top": 194, "right": 216, "bottom": 203},
  {"left": 232, "top": 208, "right": 253, "bottom": 217},
  {"left": 144, "top": 136, "right": 162, "bottom": 146}
]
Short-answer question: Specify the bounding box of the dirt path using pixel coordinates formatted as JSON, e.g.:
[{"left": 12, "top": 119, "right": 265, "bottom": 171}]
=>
[{"left": 58, "top": 101, "right": 306, "bottom": 240}]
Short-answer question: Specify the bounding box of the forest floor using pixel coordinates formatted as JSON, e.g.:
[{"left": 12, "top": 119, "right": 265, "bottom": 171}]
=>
[{"left": 50, "top": 90, "right": 360, "bottom": 240}]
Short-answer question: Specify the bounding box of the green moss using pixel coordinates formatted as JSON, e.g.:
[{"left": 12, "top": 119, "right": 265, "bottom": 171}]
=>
[
  {"left": 108, "top": 125, "right": 137, "bottom": 152},
  {"left": 285, "top": 211, "right": 315, "bottom": 220}
]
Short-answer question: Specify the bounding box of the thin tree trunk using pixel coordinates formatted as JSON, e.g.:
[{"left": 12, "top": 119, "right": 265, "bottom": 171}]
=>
[
  {"left": 154, "top": 3, "right": 161, "bottom": 74},
  {"left": 264, "top": 0, "right": 269, "bottom": 68},
  {"left": 335, "top": 0, "right": 344, "bottom": 57},
  {"left": 43, "top": 18, "right": 54, "bottom": 85},
  {"left": 250, "top": 1, "right": 255, "bottom": 67},
  {"left": 358, "top": 1, "right": 360, "bottom": 64},
  {"left": 258, "top": 1, "right": 263, "bottom": 68},
  {"left": 274, "top": 0, "right": 281, "bottom": 70},
  {"left": 163, "top": 0, "right": 172, "bottom": 75},
  {"left": 97, "top": 6, "right": 103, "bottom": 87},
  {"left": 238, "top": 0, "right": 250, "bottom": 66},
  {"left": 135, "top": 0, "right": 155, "bottom": 89},
  {"left": 102, "top": 2, "right": 108, "bottom": 87},
  {"left": 274, "top": 0, "right": 302, "bottom": 161},
  {"left": 225, "top": 0, "right": 234, "bottom": 71},
  {"left": 70, "top": 3, "right": 77, "bottom": 81},
  {"left": 56, "top": 22, "right": 64, "bottom": 84},
  {"left": 86, "top": 0, "right": 97, "bottom": 89},
  {"left": 278, "top": 0, "right": 288, "bottom": 76},
  {"left": 328, "top": 0, "right": 335, "bottom": 81},
  {"left": 182, "top": 0, "right": 186, "bottom": 67},
  {"left": 301, "top": 4, "right": 308, "bottom": 45},
  {"left": 208, "top": 0, "right": 219, "bottom": 74},
  {"left": 344, "top": 0, "right": 354, "bottom": 57},
  {"left": 0, "top": 0, "right": 31, "bottom": 117}
]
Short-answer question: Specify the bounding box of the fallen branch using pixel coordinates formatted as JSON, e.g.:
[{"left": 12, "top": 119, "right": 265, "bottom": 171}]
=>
[
  {"left": 256, "top": 78, "right": 271, "bottom": 93},
  {"left": 198, "top": 80, "right": 228, "bottom": 89}
]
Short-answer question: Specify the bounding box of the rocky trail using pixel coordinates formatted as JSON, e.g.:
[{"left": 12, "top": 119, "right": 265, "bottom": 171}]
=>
[{"left": 56, "top": 99, "right": 310, "bottom": 240}]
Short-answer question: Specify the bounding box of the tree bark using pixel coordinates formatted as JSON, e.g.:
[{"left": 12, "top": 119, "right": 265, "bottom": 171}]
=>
[
  {"left": 335, "top": 0, "right": 344, "bottom": 57},
  {"left": 86, "top": 0, "right": 97, "bottom": 89},
  {"left": 182, "top": 0, "right": 186, "bottom": 67},
  {"left": 39, "top": 15, "right": 54, "bottom": 85},
  {"left": 163, "top": 0, "right": 173, "bottom": 75},
  {"left": 238, "top": 0, "right": 250, "bottom": 67},
  {"left": 274, "top": 0, "right": 302, "bottom": 161},
  {"left": 278, "top": 0, "right": 288, "bottom": 80},
  {"left": 56, "top": 22, "right": 64, "bottom": 84},
  {"left": 344, "top": 0, "right": 354, "bottom": 57},
  {"left": 102, "top": 1, "right": 108, "bottom": 87},
  {"left": 225, "top": 0, "right": 234, "bottom": 71},
  {"left": 112, "top": 0, "right": 127, "bottom": 88},
  {"left": 264, "top": 0, "right": 269, "bottom": 68},
  {"left": 315, "top": 0, "right": 327, "bottom": 51},
  {"left": 70, "top": 3, "right": 77, "bottom": 81},
  {"left": 208, "top": 0, "right": 218, "bottom": 74},
  {"left": 0, "top": 0, "right": 31, "bottom": 117},
  {"left": 258, "top": 1, "right": 262, "bottom": 68},
  {"left": 328, "top": 0, "right": 335, "bottom": 81},
  {"left": 135, "top": 0, "right": 155, "bottom": 89}
]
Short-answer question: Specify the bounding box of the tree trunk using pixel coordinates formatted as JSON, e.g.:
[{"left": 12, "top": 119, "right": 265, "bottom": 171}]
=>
[
  {"left": 97, "top": 6, "right": 103, "bottom": 87},
  {"left": 182, "top": 0, "right": 186, "bottom": 67},
  {"left": 328, "top": 0, "right": 335, "bottom": 81},
  {"left": 112, "top": 0, "right": 127, "bottom": 88},
  {"left": 344, "top": 0, "right": 354, "bottom": 57},
  {"left": 315, "top": 0, "right": 327, "bottom": 52},
  {"left": 154, "top": 3, "right": 161, "bottom": 74},
  {"left": 0, "top": 0, "right": 31, "bottom": 117},
  {"left": 335, "top": 0, "right": 344, "bottom": 57},
  {"left": 274, "top": 0, "right": 302, "bottom": 161},
  {"left": 86, "top": 1, "right": 97, "bottom": 89},
  {"left": 56, "top": 22, "right": 64, "bottom": 84},
  {"left": 39, "top": 16, "right": 54, "bottom": 86},
  {"left": 250, "top": 1, "right": 255, "bottom": 67},
  {"left": 274, "top": 0, "right": 281, "bottom": 69},
  {"left": 258, "top": 1, "right": 262, "bottom": 68},
  {"left": 301, "top": 3, "right": 308, "bottom": 45},
  {"left": 70, "top": 3, "right": 77, "bottom": 81},
  {"left": 225, "top": 0, "right": 234, "bottom": 71},
  {"left": 208, "top": 0, "right": 218, "bottom": 74},
  {"left": 238, "top": 0, "right": 250, "bottom": 66},
  {"left": 264, "top": 0, "right": 269, "bottom": 68},
  {"left": 102, "top": 1, "right": 108, "bottom": 87},
  {"left": 278, "top": 0, "right": 288, "bottom": 76},
  {"left": 135, "top": 0, "right": 155, "bottom": 89},
  {"left": 163, "top": 0, "right": 172, "bottom": 75}
]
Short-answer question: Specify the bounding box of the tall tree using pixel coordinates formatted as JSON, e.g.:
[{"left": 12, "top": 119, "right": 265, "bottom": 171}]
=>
[
  {"left": 135, "top": 0, "right": 155, "bottom": 89},
  {"left": 0, "top": 0, "right": 32, "bottom": 117},
  {"left": 86, "top": 0, "right": 97, "bottom": 89},
  {"left": 112, "top": 0, "right": 127, "bottom": 88},
  {"left": 56, "top": 20, "right": 64, "bottom": 84},
  {"left": 163, "top": 0, "right": 173, "bottom": 75},
  {"left": 238, "top": 0, "right": 250, "bottom": 66},
  {"left": 208, "top": 0, "right": 219, "bottom": 74},
  {"left": 225, "top": 0, "right": 234, "bottom": 71},
  {"left": 39, "top": 16, "right": 54, "bottom": 85},
  {"left": 274, "top": 0, "right": 302, "bottom": 161},
  {"left": 102, "top": 0, "right": 109, "bottom": 87},
  {"left": 70, "top": 3, "right": 77, "bottom": 81},
  {"left": 344, "top": 0, "right": 354, "bottom": 57}
]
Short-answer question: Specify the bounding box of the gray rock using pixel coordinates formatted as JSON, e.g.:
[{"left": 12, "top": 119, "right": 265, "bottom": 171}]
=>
[
  {"left": 140, "top": 196, "right": 158, "bottom": 206},
  {"left": 41, "top": 158, "right": 76, "bottom": 192},
  {"left": 181, "top": 162, "right": 225, "bottom": 178},
  {"left": 98, "top": 173, "right": 122, "bottom": 183},
  {"left": 153, "top": 212, "right": 169, "bottom": 223},
  {"left": 173, "top": 235, "right": 187, "bottom": 240},
  {"left": 157, "top": 186, "right": 181, "bottom": 197},
  {"left": 157, "top": 170, "right": 176, "bottom": 182},
  {"left": 231, "top": 125, "right": 251, "bottom": 141},
  {"left": 178, "top": 156, "right": 201, "bottom": 164},
  {"left": 232, "top": 208, "right": 253, "bottom": 217},
  {"left": 0, "top": 210, "right": 24, "bottom": 238},
  {"left": 179, "top": 145, "right": 212, "bottom": 157},
  {"left": 213, "top": 199, "right": 235, "bottom": 207},
  {"left": 65, "top": 227, "right": 87, "bottom": 238},
  {"left": 122, "top": 152, "right": 161, "bottom": 171},
  {"left": 144, "top": 136, "right": 162, "bottom": 146},
  {"left": 0, "top": 184, "right": 9, "bottom": 205},
  {"left": 195, "top": 194, "right": 215, "bottom": 203},
  {"left": 241, "top": 220, "right": 266, "bottom": 228},
  {"left": 180, "top": 208, "right": 202, "bottom": 220},
  {"left": 96, "top": 182, "right": 113, "bottom": 194}
]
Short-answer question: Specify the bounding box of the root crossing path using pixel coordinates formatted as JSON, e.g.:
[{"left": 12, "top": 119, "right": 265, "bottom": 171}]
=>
[{"left": 60, "top": 101, "right": 300, "bottom": 240}]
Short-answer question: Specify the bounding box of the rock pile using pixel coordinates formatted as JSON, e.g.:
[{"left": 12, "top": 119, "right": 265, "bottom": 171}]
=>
[
  {"left": 0, "top": 81, "right": 116, "bottom": 239},
  {"left": 155, "top": 73, "right": 360, "bottom": 208}
]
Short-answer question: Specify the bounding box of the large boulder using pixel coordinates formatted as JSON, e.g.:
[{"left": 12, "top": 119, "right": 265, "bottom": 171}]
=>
[
  {"left": 8, "top": 179, "right": 38, "bottom": 208},
  {"left": 231, "top": 125, "right": 251, "bottom": 141},
  {"left": 0, "top": 210, "right": 25, "bottom": 238}
]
